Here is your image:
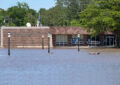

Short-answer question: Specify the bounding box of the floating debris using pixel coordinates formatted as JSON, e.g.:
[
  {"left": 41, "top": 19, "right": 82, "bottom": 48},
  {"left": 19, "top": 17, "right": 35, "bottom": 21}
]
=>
[{"left": 89, "top": 52, "right": 100, "bottom": 55}]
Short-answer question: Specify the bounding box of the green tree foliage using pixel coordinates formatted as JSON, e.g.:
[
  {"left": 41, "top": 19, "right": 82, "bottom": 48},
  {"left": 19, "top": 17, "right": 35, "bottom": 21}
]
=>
[
  {"left": 0, "top": 0, "right": 105, "bottom": 27},
  {"left": 0, "top": 9, "right": 10, "bottom": 26},
  {"left": 39, "top": 8, "right": 49, "bottom": 26},
  {"left": 0, "top": 2, "right": 37, "bottom": 26},
  {"left": 40, "top": 5, "right": 69, "bottom": 26},
  {"left": 72, "top": 0, "right": 120, "bottom": 35},
  {"left": 40, "top": 0, "right": 92, "bottom": 26},
  {"left": 0, "top": 9, "right": 4, "bottom": 26},
  {"left": 24, "top": 9, "right": 37, "bottom": 26},
  {"left": 0, "top": 0, "right": 94, "bottom": 27}
]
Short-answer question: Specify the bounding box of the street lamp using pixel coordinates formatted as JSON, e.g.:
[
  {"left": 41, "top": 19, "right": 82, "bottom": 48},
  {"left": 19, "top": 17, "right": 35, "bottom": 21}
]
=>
[
  {"left": 8, "top": 32, "right": 11, "bottom": 56},
  {"left": 42, "top": 33, "right": 44, "bottom": 49},
  {"left": 48, "top": 33, "right": 50, "bottom": 53},
  {"left": 78, "top": 33, "right": 80, "bottom": 52}
]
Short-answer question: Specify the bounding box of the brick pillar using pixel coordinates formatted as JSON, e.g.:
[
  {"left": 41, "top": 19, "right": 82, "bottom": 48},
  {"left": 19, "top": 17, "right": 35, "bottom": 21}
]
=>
[
  {"left": 68, "top": 35, "right": 72, "bottom": 46},
  {"left": 52, "top": 34, "right": 56, "bottom": 46},
  {"left": 83, "top": 35, "right": 88, "bottom": 46},
  {"left": 100, "top": 34, "right": 104, "bottom": 46},
  {"left": 50, "top": 34, "right": 53, "bottom": 48}
]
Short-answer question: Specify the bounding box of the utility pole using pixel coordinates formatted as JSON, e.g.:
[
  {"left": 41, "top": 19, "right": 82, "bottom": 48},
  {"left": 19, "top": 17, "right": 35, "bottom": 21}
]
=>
[{"left": 37, "top": 13, "right": 41, "bottom": 27}]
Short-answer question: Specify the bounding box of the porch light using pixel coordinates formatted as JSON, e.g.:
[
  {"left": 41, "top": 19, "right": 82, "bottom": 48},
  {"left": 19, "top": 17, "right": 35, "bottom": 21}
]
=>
[
  {"left": 8, "top": 32, "right": 11, "bottom": 38},
  {"left": 48, "top": 33, "right": 51, "bottom": 38},
  {"left": 78, "top": 33, "right": 80, "bottom": 38},
  {"left": 42, "top": 34, "right": 44, "bottom": 38}
]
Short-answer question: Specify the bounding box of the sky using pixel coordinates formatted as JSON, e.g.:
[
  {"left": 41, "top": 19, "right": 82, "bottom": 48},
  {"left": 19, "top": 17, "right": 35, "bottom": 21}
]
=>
[{"left": 0, "top": 0, "right": 55, "bottom": 11}]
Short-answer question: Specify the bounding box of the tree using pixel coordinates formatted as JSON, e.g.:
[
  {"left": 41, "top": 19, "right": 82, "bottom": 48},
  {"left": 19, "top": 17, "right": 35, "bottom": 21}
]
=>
[
  {"left": 72, "top": 0, "right": 120, "bottom": 46},
  {"left": 39, "top": 8, "right": 49, "bottom": 26},
  {"left": 39, "top": 5, "right": 68, "bottom": 26},
  {"left": 72, "top": 0, "right": 120, "bottom": 32},
  {"left": 7, "top": 2, "right": 37, "bottom": 26},
  {"left": 39, "top": 0, "right": 93, "bottom": 26},
  {"left": 0, "top": 9, "right": 9, "bottom": 26},
  {"left": 66, "top": 0, "right": 91, "bottom": 20},
  {"left": 0, "top": 9, "right": 4, "bottom": 26},
  {"left": 24, "top": 9, "right": 37, "bottom": 26},
  {"left": 55, "top": 0, "right": 92, "bottom": 25}
]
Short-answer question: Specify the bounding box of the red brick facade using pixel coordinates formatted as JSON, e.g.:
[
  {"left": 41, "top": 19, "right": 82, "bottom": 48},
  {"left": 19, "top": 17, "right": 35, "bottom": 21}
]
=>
[{"left": 1, "top": 27, "right": 51, "bottom": 48}]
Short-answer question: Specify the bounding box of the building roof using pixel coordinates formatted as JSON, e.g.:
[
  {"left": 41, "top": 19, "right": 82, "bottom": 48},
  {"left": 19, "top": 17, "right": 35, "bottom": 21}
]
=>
[
  {"left": 104, "top": 31, "right": 113, "bottom": 35},
  {"left": 1, "top": 26, "right": 113, "bottom": 35},
  {"left": 50, "top": 27, "right": 89, "bottom": 35}
]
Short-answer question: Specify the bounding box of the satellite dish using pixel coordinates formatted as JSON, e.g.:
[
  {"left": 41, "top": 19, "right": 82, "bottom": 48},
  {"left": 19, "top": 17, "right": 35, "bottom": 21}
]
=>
[{"left": 26, "top": 22, "right": 31, "bottom": 27}]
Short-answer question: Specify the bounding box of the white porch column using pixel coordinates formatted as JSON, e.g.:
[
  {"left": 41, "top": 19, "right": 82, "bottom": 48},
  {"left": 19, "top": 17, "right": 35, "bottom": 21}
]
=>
[{"left": 50, "top": 34, "right": 53, "bottom": 48}]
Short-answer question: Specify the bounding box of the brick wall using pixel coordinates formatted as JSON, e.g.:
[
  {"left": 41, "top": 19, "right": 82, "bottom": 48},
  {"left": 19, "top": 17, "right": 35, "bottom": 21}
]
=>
[{"left": 2, "top": 27, "right": 51, "bottom": 48}]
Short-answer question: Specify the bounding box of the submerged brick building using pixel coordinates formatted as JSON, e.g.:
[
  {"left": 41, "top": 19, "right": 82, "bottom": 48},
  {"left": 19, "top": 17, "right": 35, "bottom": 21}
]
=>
[{"left": 0, "top": 26, "right": 118, "bottom": 48}]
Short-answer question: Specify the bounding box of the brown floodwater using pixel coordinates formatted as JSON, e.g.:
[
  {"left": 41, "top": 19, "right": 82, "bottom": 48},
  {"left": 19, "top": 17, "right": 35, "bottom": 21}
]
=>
[{"left": 0, "top": 48, "right": 120, "bottom": 85}]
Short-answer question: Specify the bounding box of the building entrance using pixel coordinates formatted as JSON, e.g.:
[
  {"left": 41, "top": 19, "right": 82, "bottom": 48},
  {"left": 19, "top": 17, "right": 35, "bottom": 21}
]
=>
[{"left": 104, "top": 35, "right": 115, "bottom": 46}]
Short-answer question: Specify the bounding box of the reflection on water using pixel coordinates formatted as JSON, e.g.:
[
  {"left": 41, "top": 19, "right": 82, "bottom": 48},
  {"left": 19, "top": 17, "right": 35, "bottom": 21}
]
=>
[{"left": 0, "top": 48, "right": 120, "bottom": 85}]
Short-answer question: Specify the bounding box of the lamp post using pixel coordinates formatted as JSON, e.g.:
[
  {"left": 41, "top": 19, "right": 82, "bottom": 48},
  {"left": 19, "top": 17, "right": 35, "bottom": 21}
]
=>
[
  {"left": 48, "top": 33, "right": 50, "bottom": 53},
  {"left": 42, "top": 34, "right": 44, "bottom": 49},
  {"left": 8, "top": 32, "right": 11, "bottom": 56},
  {"left": 78, "top": 34, "right": 80, "bottom": 52}
]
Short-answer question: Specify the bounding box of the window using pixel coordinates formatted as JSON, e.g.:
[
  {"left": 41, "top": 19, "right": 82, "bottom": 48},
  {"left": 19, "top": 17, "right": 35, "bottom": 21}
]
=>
[
  {"left": 55, "top": 35, "right": 68, "bottom": 46},
  {"left": 56, "top": 35, "right": 68, "bottom": 42},
  {"left": 71, "top": 35, "right": 84, "bottom": 45},
  {"left": 87, "top": 35, "right": 100, "bottom": 45}
]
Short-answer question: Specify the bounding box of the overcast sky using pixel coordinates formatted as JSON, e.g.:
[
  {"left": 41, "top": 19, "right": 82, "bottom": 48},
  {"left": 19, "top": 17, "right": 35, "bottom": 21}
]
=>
[{"left": 0, "top": 0, "right": 55, "bottom": 11}]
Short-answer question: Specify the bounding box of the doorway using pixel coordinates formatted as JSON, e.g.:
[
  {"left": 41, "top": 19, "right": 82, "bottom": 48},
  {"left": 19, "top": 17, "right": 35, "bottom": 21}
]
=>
[{"left": 104, "top": 35, "right": 115, "bottom": 46}]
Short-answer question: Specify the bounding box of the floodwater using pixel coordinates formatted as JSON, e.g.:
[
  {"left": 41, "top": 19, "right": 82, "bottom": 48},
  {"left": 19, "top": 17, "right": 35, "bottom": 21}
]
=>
[{"left": 0, "top": 48, "right": 120, "bottom": 85}]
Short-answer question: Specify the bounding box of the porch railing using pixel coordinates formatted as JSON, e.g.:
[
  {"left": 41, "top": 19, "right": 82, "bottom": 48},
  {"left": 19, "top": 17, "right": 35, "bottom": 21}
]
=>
[{"left": 87, "top": 41, "right": 100, "bottom": 45}]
